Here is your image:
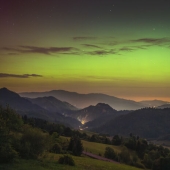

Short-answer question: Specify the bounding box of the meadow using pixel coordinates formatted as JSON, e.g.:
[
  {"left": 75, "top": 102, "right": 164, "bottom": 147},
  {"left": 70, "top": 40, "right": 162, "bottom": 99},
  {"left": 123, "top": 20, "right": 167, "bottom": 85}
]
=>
[
  {"left": 0, "top": 153, "right": 142, "bottom": 170},
  {"left": 0, "top": 136, "right": 142, "bottom": 170}
]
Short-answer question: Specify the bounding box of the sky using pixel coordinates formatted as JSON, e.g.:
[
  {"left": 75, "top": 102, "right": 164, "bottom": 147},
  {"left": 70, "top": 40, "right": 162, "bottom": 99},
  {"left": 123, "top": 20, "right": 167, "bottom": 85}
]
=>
[{"left": 0, "top": 0, "right": 170, "bottom": 101}]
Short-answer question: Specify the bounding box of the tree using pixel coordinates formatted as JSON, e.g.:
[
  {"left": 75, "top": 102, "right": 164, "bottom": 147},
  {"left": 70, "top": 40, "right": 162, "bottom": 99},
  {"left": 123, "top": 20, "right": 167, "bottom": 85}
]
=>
[
  {"left": 90, "top": 134, "right": 99, "bottom": 142},
  {"left": 112, "top": 135, "right": 122, "bottom": 145},
  {"left": 104, "top": 147, "right": 117, "bottom": 160},
  {"left": 64, "top": 127, "right": 72, "bottom": 137},
  {"left": 50, "top": 143, "right": 62, "bottom": 154},
  {"left": 153, "top": 157, "right": 170, "bottom": 170},
  {"left": 19, "top": 125, "right": 49, "bottom": 159},
  {"left": 142, "top": 153, "right": 153, "bottom": 169},
  {"left": 68, "top": 135, "right": 83, "bottom": 156},
  {"left": 119, "top": 147, "right": 131, "bottom": 164}
]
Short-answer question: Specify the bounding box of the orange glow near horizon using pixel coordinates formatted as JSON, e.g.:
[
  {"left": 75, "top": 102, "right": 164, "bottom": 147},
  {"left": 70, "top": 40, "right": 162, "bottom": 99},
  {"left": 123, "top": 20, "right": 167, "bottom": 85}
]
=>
[{"left": 0, "top": 1, "right": 170, "bottom": 102}]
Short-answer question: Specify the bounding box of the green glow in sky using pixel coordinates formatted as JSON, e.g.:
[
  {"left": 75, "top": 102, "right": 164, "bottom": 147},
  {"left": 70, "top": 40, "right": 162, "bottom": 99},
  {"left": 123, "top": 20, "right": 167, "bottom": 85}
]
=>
[{"left": 0, "top": 1, "right": 170, "bottom": 101}]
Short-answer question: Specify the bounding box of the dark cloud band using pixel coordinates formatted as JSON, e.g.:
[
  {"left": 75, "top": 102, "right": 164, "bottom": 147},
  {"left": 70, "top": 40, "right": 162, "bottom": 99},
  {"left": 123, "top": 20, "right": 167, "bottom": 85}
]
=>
[
  {"left": 0, "top": 73, "right": 43, "bottom": 78},
  {"left": 131, "top": 38, "right": 170, "bottom": 45},
  {"left": 2, "top": 46, "right": 78, "bottom": 55}
]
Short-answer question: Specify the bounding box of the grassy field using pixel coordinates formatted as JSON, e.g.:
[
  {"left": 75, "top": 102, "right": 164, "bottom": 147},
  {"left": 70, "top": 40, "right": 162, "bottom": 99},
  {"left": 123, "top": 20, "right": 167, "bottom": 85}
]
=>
[
  {"left": 61, "top": 136, "right": 122, "bottom": 156},
  {"left": 0, "top": 137, "right": 143, "bottom": 170},
  {"left": 0, "top": 153, "right": 142, "bottom": 170},
  {"left": 82, "top": 140, "right": 122, "bottom": 156}
]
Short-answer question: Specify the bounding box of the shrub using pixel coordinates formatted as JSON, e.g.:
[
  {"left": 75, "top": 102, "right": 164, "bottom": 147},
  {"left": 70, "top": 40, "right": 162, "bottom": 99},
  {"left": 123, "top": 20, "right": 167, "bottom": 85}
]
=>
[
  {"left": 19, "top": 125, "right": 49, "bottom": 159},
  {"left": 58, "top": 155, "right": 75, "bottom": 166},
  {"left": 50, "top": 143, "right": 62, "bottom": 154},
  {"left": 104, "top": 147, "right": 117, "bottom": 160},
  {"left": 112, "top": 135, "right": 122, "bottom": 146},
  {"left": 119, "top": 147, "right": 131, "bottom": 164}
]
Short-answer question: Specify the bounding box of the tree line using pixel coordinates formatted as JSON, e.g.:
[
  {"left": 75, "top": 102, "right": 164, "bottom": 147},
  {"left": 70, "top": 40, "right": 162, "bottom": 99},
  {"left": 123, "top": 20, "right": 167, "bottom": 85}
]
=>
[{"left": 0, "top": 105, "right": 83, "bottom": 164}]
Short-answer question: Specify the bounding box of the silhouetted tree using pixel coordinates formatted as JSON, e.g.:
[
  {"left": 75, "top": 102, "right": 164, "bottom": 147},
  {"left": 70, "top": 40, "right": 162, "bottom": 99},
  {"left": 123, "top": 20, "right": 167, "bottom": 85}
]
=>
[
  {"left": 68, "top": 135, "right": 83, "bottom": 156},
  {"left": 112, "top": 135, "right": 122, "bottom": 145}
]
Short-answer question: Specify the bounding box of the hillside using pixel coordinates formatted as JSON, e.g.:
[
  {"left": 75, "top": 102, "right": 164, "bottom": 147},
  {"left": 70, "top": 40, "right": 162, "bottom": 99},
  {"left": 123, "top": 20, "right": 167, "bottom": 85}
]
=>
[
  {"left": 27, "top": 96, "right": 78, "bottom": 113},
  {"left": 83, "top": 110, "right": 130, "bottom": 129},
  {"left": 67, "top": 103, "right": 118, "bottom": 124},
  {"left": 95, "top": 108, "right": 170, "bottom": 139},
  {"left": 0, "top": 88, "right": 81, "bottom": 128},
  {"left": 139, "top": 100, "right": 169, "bottom": 107},
  {"left": 20, "top": 90, "right": 145, "bottom": 110}
]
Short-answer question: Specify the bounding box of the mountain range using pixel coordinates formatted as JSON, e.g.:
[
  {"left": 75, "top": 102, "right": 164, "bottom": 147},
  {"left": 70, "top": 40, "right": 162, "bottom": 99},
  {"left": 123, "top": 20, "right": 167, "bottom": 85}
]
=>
[
  {"left": 139, "top": 100, "right": 170, "bottom": 107},
  {"left": 0, "top": 88, "right": 81, "bottom": 128},
  {"left": 1, "top": 87, "right": 170, "bottom": 140},
  {"left": 20, "top": 90, "right": 169, "bottom": 110}
]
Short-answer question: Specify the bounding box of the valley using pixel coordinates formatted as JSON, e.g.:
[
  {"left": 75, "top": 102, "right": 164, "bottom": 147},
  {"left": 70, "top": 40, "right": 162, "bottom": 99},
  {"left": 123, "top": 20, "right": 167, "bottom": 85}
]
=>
[{"left": 1, "top": 87, "right": 170, "bottom": 169}]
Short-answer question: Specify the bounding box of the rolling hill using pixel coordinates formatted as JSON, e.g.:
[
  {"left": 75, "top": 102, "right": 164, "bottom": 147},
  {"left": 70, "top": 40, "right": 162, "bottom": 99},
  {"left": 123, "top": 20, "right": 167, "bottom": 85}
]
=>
[
  {"left": 20, "top": 90, "right": 145, "bottom": 110},
  {"left": 94, "top": 108, "right": 170, "bottom": 139},
  {"left": 27, "top": 96, "right": 78, "bottom": 113},
  {"left": 139, "top": 100, "right": 170, "bottom": 107},
  {"left": 82, "top": 110, "right": 131, "bottom": 129},
  {"left": 0, "top": 88, "right": 81, "bottom": 128}
]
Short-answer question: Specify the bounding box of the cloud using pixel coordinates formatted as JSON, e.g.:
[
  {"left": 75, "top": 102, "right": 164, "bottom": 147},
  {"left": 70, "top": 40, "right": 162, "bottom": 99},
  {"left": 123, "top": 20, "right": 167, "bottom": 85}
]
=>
[
  {"left": 2, "top": 37, "right": 169, "bottom": 57},
  {"left": 73, "top": 36, "right": 97, "bottom": 41},
  {"left": 81, "top": 44, "right": 101, "bottom": 48},
  {"left": 119, "top": 47, "right": 134, "bottom": 52},
  {"left": 87, "top": 49, "right": 117, "bottom": 56},
  {"left": 0, "top": 73, "right": 43, "bottom": 78},
  {"left": 131, "top": 38, "right": 170, "bottom": 45},
  {"left": 2, "top": 46, "right": 79, "bottom": 55}
]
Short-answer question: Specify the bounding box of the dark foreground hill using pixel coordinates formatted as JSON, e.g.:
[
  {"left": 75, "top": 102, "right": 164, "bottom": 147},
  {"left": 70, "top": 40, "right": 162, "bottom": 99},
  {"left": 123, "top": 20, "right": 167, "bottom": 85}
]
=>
[
  {"left": 94, "top": 108, "right": 170, "bottom": 139},
  {"left": 82, "top": 110, "right": 131, "bottom": 129},
  {"left": 0, "top": 88, "right": 81, "bottom": 128},
  {"left": 20, "top": 90, "right": 144, "bottom": 110}
]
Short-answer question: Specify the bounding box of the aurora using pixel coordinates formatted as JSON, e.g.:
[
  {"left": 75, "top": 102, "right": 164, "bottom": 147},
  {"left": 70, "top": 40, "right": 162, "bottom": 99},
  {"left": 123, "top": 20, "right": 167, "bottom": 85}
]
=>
[{"left": 0, "top": 0, "right": 170, "bottom": 101}]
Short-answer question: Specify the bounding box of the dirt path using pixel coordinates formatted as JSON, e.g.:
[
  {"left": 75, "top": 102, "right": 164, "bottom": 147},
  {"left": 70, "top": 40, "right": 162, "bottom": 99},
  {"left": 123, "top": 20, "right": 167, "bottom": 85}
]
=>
[{"left": 82, "top": 151, "right": 119, "bottom": 164}]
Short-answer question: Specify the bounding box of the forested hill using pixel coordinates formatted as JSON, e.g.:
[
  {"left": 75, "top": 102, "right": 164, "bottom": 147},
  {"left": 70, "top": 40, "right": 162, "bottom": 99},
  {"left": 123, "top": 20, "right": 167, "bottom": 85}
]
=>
[{"left": 95, "top": 108, "right": 170, "bottom": 139}]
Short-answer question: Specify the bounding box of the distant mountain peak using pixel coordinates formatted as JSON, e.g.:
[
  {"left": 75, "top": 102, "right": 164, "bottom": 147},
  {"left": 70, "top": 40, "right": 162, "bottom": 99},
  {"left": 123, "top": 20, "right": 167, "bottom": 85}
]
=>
[
  {"left": 0, "top": 87, "right": 12, "bottom": 92},
  {"left": 96, "top": 103, "right": 112, "bottom": 107},
  {"left": 0, "top": 87, "right": 20, "bottom": 98},
  {"left": 1, "top": 87, "right": 8, "bottom": 90}
]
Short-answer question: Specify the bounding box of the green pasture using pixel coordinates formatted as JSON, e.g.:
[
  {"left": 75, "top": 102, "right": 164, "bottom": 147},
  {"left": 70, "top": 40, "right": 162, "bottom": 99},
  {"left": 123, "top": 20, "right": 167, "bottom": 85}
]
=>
[{"left": 0, "top": 153, "right": 142, "bottom": 170}]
